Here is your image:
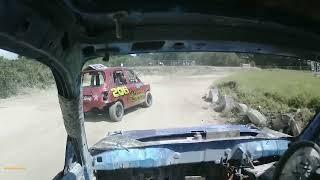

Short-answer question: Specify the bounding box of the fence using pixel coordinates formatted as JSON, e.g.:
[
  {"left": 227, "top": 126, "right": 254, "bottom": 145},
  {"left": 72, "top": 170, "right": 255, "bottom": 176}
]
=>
[{"left": 258, "top": 65, "right": 311, "bottom": 71}]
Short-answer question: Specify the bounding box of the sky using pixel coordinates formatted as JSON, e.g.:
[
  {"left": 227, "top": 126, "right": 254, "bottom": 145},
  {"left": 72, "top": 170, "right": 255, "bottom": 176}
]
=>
[{"left": 0, "top": 49, "right": 18, "bottom": 59}]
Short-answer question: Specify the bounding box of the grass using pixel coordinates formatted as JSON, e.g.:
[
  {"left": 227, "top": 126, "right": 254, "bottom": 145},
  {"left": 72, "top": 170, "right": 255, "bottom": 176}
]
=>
[{"left": 216, "top": 69, "right": 320, "bottom": 126}]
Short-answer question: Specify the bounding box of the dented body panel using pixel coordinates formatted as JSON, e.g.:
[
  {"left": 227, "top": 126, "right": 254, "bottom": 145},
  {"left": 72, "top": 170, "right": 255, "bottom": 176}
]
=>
[{"left": 90, "top": 125, "right": 291, "bottom": 170}]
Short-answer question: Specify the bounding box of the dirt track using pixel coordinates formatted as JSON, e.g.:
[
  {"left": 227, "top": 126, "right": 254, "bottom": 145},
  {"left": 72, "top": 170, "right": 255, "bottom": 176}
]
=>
[{"left": 0, "top": 71, "right": 229, "bottom": 180}]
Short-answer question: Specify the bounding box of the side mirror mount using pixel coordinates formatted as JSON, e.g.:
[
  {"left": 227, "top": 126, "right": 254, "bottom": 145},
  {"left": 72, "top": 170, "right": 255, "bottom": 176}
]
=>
[{"left": 102, "top": 53, "right": 110, "bottom": 62}]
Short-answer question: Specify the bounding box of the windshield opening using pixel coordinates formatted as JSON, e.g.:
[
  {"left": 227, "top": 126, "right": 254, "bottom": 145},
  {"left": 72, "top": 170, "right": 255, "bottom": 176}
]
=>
[
  {"left": 82, "top": 52, "right": 319, "bottom": 146},
  {"left": 2, "top": 50, "right": 320, "bottom": 179},
  {"left": 82, "top": 71, "right": 105, "bottom": 87}
]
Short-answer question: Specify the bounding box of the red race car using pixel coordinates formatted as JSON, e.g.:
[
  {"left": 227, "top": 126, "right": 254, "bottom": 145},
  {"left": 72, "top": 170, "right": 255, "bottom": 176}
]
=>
[{"left": 82, "top": 64, "right": 152, "bottom": 121}]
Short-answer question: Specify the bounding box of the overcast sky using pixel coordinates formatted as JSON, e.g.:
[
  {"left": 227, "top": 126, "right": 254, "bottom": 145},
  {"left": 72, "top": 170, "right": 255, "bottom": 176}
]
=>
[{"left": 0, "top": 49, "right": 18, "bottom": 59}]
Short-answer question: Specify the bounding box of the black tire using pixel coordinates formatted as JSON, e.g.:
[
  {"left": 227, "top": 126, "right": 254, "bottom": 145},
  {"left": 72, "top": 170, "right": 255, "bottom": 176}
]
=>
[
  {"left": 109, "top": 101, "right": 124, "bottom": 122},
  {"left": 273, "top": 141, "right": 320, "bottom": 180},
  {"left": 142, "top": 91, "right": 152, "bottom": 107}
]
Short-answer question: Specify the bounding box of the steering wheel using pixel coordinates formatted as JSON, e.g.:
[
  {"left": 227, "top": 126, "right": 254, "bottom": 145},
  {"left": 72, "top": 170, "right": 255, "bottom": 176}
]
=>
[{"left": 273, "top": 141, "right": 320, "bottom": 180}]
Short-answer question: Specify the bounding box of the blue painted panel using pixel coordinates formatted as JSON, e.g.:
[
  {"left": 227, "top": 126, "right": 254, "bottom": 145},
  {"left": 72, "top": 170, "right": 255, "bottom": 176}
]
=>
[
  {"left": 93, "top": 138, "right": 290, "bottom": 170},
  {"left": 299, "top": 113, "right": 320, "bottom": 142}
]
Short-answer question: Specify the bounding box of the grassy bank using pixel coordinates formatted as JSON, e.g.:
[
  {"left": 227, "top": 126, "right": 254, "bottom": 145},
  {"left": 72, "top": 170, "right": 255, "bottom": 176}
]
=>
[
  {"left": 216, "top": 69, "right": 320, "bottom": 126},
  {"left": 0, "top": 57, "right": 54, "bottom": 98}
]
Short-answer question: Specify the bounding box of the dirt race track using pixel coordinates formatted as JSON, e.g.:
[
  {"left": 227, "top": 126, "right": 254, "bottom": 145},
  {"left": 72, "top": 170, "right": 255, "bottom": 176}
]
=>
[{"left": 0, "top": 68, "right": 232, "bottom": 180}]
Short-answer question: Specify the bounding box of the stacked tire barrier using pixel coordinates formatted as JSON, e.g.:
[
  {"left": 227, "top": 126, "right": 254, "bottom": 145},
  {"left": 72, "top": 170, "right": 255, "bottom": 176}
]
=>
[{"left": 206, "top": 87, "right": 301, "bottom": 135}]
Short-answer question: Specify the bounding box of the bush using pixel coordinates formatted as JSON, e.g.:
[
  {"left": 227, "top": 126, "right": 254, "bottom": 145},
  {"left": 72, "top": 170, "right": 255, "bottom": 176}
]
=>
[
  {"left": 0, "top": 56, "right": 54, "bottom": 98},
  {"left": 308, "top": 97, "right": 320, "bottom": 113}
]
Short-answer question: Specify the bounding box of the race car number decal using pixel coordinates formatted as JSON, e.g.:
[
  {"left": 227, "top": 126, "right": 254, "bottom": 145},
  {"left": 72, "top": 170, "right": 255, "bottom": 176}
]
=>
[{"left": 111, "top": 86, "right": 129, "bottom": 97}]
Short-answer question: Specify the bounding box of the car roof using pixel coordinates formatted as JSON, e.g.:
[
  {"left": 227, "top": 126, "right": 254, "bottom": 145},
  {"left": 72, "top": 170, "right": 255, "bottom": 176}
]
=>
[
  {"left": 82, "top": 64, "right": 129, "bottom": 73},
  {"left": 2, "top": 1, "right": 320, "bottom": 61}
]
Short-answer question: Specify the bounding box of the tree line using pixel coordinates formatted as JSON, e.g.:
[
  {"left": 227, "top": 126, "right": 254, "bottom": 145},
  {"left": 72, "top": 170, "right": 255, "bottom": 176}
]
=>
[
  {"left": 90, "top": 52, "right": 249, "bottom": 67},
  {"left": 87, "top": 52, "right": 307, "bottom": 69}
]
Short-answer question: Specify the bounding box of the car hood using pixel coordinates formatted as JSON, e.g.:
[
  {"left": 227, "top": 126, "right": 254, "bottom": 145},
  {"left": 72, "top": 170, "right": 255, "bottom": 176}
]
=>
[
  {"left": 89, "top": 124, "right": 293, "bottom": 171},
  {"left": 90, "top": 124, "right": 290, "bottom": 151}
]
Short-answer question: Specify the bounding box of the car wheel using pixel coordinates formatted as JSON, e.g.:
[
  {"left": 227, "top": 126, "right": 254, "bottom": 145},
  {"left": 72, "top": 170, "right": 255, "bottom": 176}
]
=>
[
  {"left": 109, "top": 101, "right": 124, "bottom": 122},
  {"left": 273, "top": 141, "right": 320, "bottom": 180},
  {"left": 143, "top": 91, "right": 152, "bottom": 107}
]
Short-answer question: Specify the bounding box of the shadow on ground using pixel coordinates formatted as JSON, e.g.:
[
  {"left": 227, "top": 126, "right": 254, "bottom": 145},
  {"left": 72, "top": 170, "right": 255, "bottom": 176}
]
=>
[{"left": 84, "top": 105, "right": 144, "bottom": 122}]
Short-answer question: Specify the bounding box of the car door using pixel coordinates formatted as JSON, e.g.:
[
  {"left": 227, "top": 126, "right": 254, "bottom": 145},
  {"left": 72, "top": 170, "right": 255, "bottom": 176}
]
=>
[{"left": 126, "top": 69, "right": 145, "bottom": 106}]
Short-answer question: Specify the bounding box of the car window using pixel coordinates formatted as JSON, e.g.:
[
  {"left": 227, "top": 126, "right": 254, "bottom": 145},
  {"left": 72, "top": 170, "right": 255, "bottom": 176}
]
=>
[
  {"left": 113, "top": 70, "right": 127, "bottom": 86},
  {"left": 97, "top": 73, "right": 104, "bottom": 86},
  {"left": 82, "top": 71, "right": 104, "bottom": 87},
  {"left": 127, "top": 70, "right": 138, "bottom": 83}
]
